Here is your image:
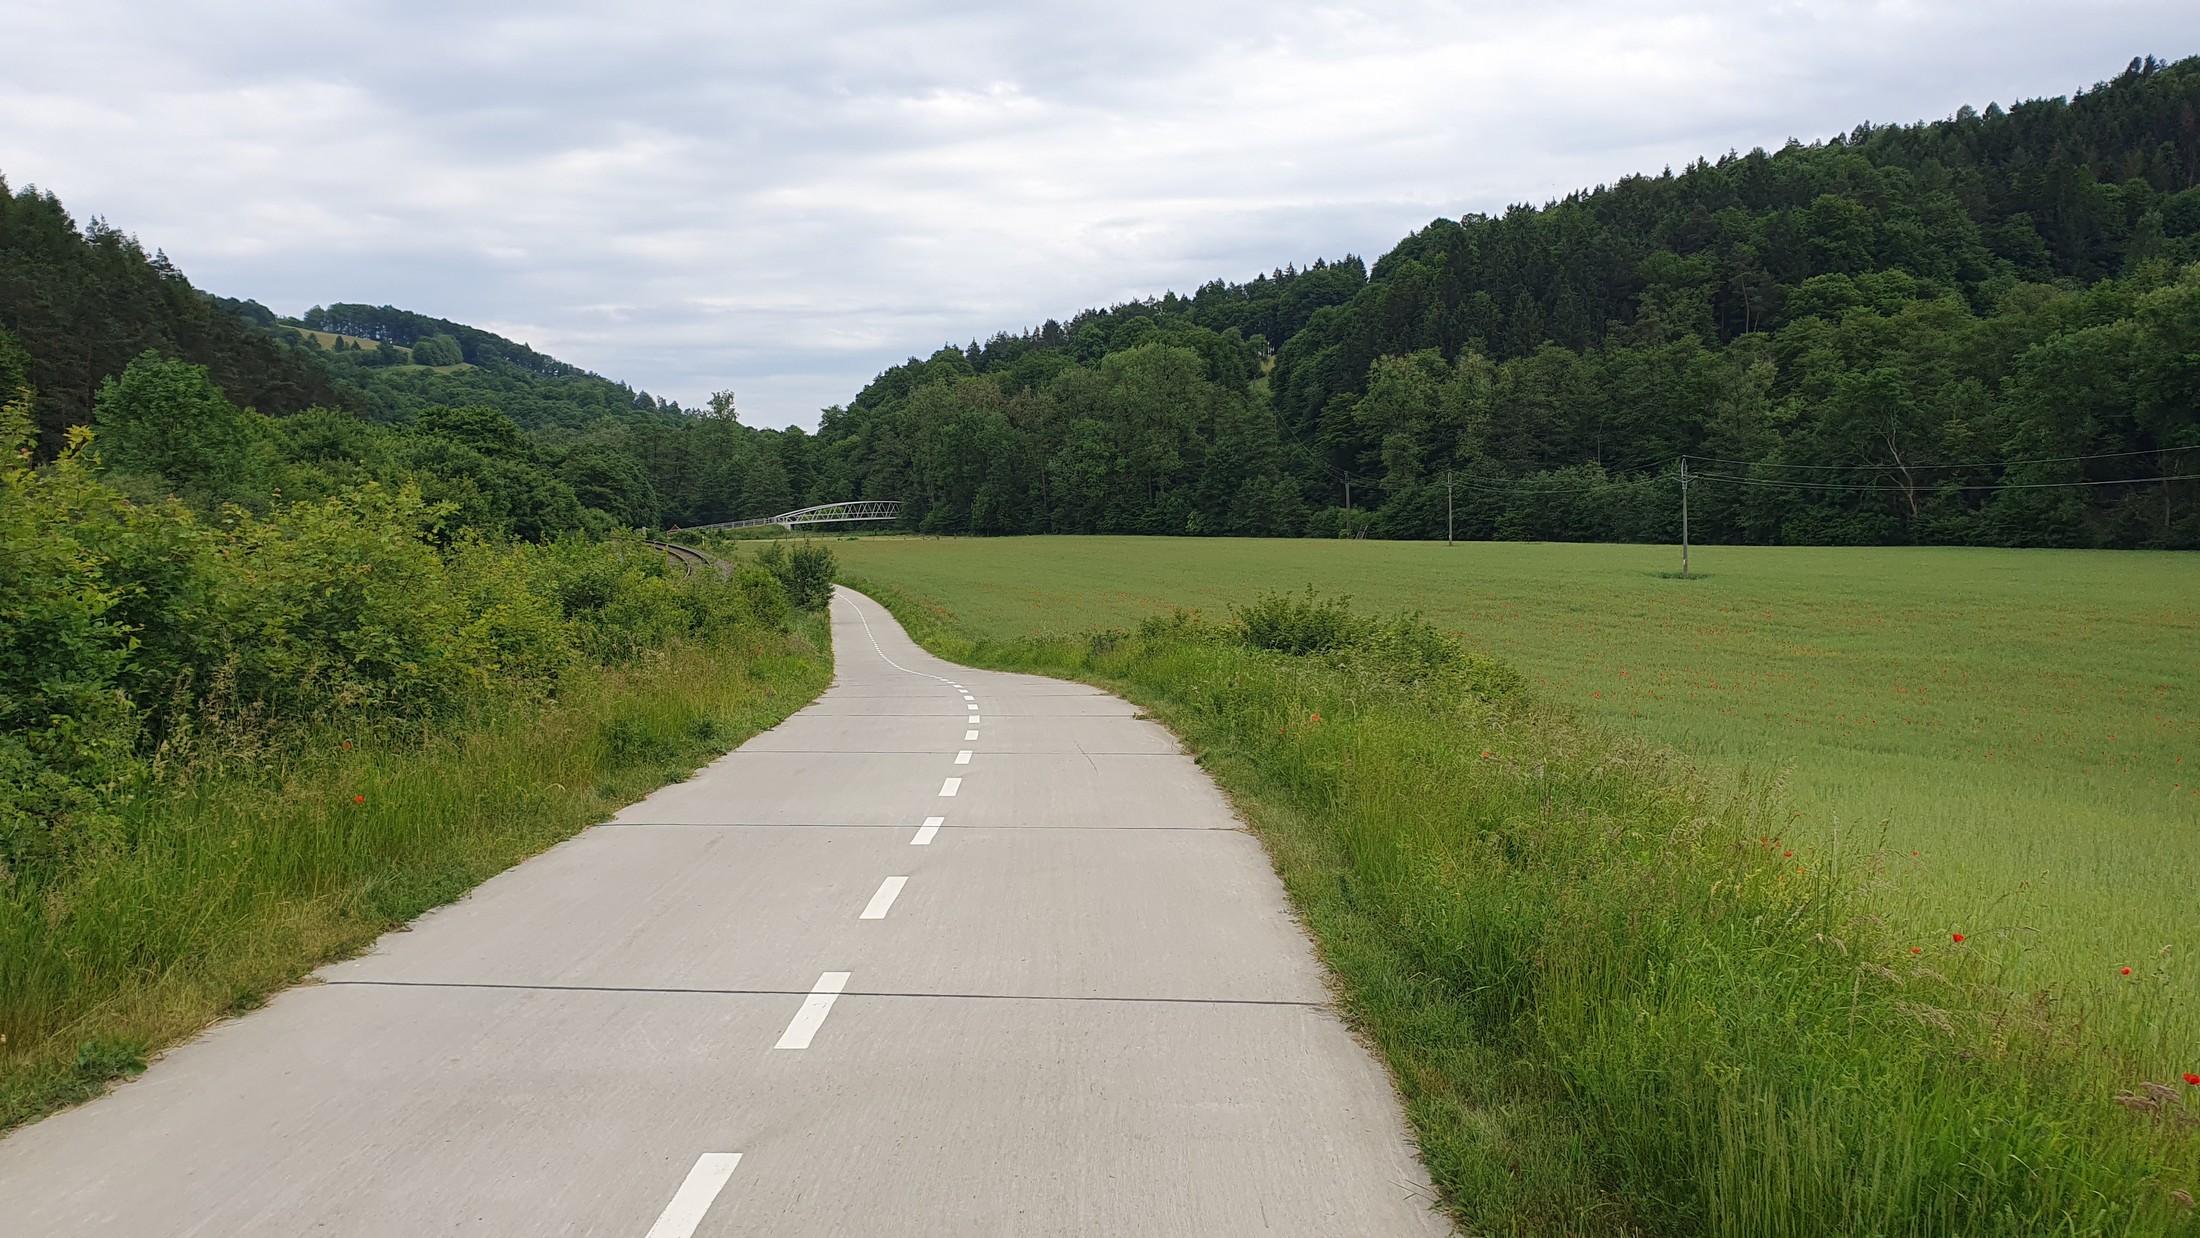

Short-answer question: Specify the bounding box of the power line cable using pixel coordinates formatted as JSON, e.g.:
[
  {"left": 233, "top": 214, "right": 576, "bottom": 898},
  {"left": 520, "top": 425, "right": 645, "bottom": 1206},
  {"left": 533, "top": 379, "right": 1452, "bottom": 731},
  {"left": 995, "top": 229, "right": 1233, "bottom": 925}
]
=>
[
  {"left": 1680, "top": 447, "right": 2188, "bottom": 471},
  {"left": 1435, "top": 465, "right": 2197, "bottom": 497},
  {"left": 1688, "top": 471, "right": 2200, "bottom": 493}
]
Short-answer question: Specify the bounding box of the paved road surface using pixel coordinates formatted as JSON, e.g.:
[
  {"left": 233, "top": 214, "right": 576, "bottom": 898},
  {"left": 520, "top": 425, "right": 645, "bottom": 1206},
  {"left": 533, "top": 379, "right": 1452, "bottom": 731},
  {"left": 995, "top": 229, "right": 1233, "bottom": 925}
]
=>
[{"left": 0, "top": 586, "right": 1447, "bottom": 1235}]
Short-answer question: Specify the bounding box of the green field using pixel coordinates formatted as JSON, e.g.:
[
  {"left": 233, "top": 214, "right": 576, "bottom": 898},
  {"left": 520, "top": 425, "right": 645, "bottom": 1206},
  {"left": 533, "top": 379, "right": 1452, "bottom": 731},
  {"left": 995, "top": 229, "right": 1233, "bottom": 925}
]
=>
[{"left": 836, "top": 536, "right": 2199, "bottom": 1053}]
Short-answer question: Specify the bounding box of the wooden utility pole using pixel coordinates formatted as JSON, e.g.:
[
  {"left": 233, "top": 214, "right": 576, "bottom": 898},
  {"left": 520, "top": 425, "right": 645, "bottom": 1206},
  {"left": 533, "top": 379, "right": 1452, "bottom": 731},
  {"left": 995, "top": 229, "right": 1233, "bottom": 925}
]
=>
[
  {"left": 1446, "top": 470, "right": 1455, "bottom": 546},
  {"left": 1679, "top": 456, "right": 1691, "bottom": 579}
]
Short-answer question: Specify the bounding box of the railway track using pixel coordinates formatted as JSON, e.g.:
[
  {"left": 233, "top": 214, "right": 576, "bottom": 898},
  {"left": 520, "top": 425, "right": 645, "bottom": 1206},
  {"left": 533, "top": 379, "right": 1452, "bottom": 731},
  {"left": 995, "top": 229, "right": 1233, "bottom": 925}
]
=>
[{"left": 643, "top": 539, "right": 724, "bottom": 578}]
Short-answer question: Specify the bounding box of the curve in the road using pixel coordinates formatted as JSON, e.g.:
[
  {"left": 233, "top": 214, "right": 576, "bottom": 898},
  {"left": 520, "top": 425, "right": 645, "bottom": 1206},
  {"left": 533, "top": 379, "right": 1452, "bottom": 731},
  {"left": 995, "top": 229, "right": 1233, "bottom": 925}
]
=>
[{"left": 0, "top": 586, "right": 1448, "bottom": 1236}]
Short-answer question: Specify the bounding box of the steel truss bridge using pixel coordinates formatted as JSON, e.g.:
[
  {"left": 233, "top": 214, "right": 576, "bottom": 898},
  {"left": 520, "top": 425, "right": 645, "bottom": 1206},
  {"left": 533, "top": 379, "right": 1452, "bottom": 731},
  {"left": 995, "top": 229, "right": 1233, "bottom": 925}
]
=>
[{"left": 674, "top": 499, "right": 901, "bottom": 533}]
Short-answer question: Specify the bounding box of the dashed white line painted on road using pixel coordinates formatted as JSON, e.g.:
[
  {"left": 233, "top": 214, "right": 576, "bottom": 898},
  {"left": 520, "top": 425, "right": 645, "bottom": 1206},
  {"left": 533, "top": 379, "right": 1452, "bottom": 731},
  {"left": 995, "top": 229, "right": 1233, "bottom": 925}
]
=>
[
  {"left": 774, "top": 972, "right": 851, "bottom": 1050},
  {"left": 955, "top": 750, "right": 972, "bottom": 765},
  {"left": 912, "top": 816, "right": 942, "bottom": 845},
  {"left": 968, "top": 714, "right": 980, "bottom": 724},
  {"left": 964, "top": 729, "right": 979, "bottom": 741},
  {"left": 643, "top": 1152, "right": 742, "bottom": 1238},
  {"left": 860, "top": 876, "right": 908, "bottom": 920},
  {"left": 939, "top": 777, "right": 961, "bottom": 796}
]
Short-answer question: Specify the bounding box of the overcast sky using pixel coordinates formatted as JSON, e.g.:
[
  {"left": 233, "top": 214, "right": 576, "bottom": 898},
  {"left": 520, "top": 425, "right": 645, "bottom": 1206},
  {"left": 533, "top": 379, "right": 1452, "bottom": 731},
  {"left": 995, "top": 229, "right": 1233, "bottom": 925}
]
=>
[{"left": 4, "top": 2, "right": 2196, "bottom": 428}]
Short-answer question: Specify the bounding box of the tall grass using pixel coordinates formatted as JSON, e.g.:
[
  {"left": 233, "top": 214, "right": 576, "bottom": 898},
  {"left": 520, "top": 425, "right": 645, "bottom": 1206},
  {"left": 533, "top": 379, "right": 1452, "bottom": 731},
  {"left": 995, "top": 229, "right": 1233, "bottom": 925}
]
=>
[
  {"left": 0, "top": 622, "right": 830, "bottom": 1133},
  {"left": 849, "top": 575, "right": 2200, "bottom": 1236}
]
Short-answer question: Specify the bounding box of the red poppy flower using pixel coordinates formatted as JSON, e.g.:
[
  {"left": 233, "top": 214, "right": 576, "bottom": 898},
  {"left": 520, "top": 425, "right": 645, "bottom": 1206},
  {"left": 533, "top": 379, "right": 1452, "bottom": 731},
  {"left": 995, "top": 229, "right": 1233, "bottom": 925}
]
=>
[
  {"left": 1783, "top": 851, "right": 1792, "bottom": 858},
  {"left": 352, "top": 795, "right": 364, "bottom": 804},
  {"left": 2185, "top": 1074, "right": 2200, "bottom": 1086},
  {"left": 1951, "top": 933, "right": 1965, "bottom": 943},
  {"left": 1911, "top": 947, "right": 1921, "bottom": 954},
  {"left": 2121, "top": 967, "right": 2133, "bottom": 975}
]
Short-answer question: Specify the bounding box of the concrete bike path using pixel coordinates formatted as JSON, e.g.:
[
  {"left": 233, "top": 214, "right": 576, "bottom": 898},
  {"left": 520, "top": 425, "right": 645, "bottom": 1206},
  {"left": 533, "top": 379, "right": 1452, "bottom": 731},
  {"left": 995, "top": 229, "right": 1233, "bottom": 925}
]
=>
[{"left": 0, "top": 586, "right": 1447, "bottom": 1236}]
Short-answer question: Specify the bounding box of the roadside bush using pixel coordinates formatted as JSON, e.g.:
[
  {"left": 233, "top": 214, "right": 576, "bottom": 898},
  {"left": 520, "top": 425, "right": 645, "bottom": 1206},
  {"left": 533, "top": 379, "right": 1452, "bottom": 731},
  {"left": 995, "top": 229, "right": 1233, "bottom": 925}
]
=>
[
  {"left": 0, "top": 409, "right": 787, "bottom": 888},
  {"left": 1231, "top": 587, "right": 1523, "bottom": 699},
  {"left": 757, "top": 538, "right": 836, "bottom": 610},
  {"left": 731, "top": 562, "right": 792, "bottom": 630},
  {"left": 1231, "top": 586, "right": 1365, "bottom": 654}
]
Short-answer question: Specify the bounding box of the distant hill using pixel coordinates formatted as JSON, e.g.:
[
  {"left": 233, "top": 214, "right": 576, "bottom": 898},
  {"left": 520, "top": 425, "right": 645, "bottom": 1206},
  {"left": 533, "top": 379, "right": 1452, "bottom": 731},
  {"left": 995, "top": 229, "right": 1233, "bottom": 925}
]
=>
[
  {"left": 212, "top": 295, "right": 687, "bottom": 431},
  {"left": 0, "top": 179, "right": 815, "bottom": 532}
]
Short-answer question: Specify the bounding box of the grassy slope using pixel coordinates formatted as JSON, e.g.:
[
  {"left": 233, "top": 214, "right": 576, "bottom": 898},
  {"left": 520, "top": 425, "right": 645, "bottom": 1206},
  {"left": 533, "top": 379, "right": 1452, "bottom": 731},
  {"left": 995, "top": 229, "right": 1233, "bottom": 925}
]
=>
[
  {"left": 0, "top": 621, "right": 832, "bottom": 1133},
  {"left": 845, "top": 572, "right": 2199, "bottom": 1236},
  {"left": 834, "top": 536, "right": 2199, "bottom": 1059}
]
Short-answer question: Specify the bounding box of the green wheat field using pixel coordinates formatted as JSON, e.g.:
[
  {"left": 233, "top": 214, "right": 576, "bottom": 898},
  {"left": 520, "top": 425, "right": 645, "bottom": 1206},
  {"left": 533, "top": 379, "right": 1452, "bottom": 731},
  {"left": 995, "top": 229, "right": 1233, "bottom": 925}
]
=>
[{"left": 836, "top": 535, "right": 2199, "bottom": 1056}]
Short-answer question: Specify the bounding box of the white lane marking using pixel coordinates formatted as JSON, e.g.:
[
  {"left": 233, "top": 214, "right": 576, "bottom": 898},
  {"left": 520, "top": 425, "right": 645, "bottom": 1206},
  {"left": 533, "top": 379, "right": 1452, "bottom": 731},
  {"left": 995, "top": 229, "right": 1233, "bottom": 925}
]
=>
[
  {"left": 955, "top": 750, "right": 972, "bottom": 765},
  {"left": 860, "top": 876, "right": 908, "bottom": 920},
  {"left": 968, "top": 714, "right": 980, "bottom": 724},
  {"left": 644, "top": 1152, "right": 742, "bottom": 1238},
  {"left": 939, "top": 777, "right": 961, "bottom": 796},
  {"left": 964, "top": 729, "right": 978, "bottom": 741},
  {"left": 774, "top": 972, "right": 851, "bottom": 1050},
  {"left": 840, "top": 594, "right": 958, "bottom": 685},
  {"left": 912, "top": 816, "right": 942, "bottom": 845}
]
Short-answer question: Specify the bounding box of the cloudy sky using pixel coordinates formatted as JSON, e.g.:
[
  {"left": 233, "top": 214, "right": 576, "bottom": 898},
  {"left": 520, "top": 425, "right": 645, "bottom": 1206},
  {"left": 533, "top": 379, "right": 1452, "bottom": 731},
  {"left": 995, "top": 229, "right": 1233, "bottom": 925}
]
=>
[{"left": 4, "top": 2, "right": 2196, "bottom": 428}]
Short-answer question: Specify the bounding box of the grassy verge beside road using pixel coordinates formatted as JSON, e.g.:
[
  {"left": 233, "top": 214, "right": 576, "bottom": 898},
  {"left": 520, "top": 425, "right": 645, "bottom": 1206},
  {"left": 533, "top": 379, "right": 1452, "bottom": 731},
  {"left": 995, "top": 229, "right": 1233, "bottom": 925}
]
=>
[
  {"left": 0, "top": 621, "right": 831, "bottom": 1134},
  {"left": 849, "top": 573, "right": 2200, "bottom": 1237}
]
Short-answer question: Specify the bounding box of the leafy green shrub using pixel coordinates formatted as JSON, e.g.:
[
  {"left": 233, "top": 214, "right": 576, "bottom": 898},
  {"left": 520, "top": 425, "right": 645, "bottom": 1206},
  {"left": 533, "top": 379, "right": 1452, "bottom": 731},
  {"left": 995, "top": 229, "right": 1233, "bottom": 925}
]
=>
[
  {"left": 731, "top": 563, "right": 791, "bottom": 629},
  {"left": 1229, "top": 587, "right": 1522, "bottom": 699},
  {"left": 757, "top": 539, "right": 836, "bottom": 610},
  {"left": 92, "top": 353, "right": 276, "bottom": 511},
  {"left": 1231, "top": 586, "right": 1366, "bottom": 654},
  {"left": 0, "top": 408, "right": 143, "bottom": 881},
  {"left": 216, "top": 482, "right": 470, "bottom": 717}
]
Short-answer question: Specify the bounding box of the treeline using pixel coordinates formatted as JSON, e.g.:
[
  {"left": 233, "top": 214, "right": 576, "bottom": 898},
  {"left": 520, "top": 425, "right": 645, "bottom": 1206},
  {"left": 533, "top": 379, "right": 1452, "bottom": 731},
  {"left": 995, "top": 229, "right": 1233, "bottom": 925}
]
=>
[{"left": 810, "top": 56, "right": 2200, "bottom": 548}]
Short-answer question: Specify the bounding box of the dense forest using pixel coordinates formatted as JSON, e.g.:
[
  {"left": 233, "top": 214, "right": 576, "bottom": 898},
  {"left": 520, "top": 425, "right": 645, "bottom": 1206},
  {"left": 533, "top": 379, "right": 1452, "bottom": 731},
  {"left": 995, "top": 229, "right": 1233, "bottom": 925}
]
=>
[{"left": 809, "top": 55, "right": 2200, "bottom": 548}]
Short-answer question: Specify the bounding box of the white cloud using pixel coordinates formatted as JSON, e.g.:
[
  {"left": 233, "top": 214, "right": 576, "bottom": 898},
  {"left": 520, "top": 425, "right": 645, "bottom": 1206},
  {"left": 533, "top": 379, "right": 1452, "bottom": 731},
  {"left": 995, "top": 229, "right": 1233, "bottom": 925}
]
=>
[{"left": 2, "top": 0, "right": 2195, "bottom": 427}]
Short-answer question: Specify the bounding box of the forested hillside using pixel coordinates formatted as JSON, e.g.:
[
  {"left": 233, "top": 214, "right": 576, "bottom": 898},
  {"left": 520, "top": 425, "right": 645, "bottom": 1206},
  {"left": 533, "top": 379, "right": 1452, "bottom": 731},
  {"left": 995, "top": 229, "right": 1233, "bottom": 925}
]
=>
[
  {"left": 0, "top": 182, "right": 344, "bottom": 455},
  {"left": 811, "top": 55, "right": 2200, "bottom": 548},
  {"left": 0, "top": 181, "right": 814, "bottom": 531}
]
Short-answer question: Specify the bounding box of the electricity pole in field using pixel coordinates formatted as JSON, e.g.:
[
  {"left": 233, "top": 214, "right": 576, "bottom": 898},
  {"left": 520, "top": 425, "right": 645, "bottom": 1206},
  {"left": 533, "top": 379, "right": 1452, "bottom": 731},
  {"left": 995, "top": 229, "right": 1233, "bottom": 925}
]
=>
[
  {"left": 1321, "top": 463, "right": 1359, "bottom": 538},
  {"left": 1679, "top": 456, "right": 1691, "bottom": 579},
  {"left": 1445, "top": 469, "right": 1455, "bottom": 546}
]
